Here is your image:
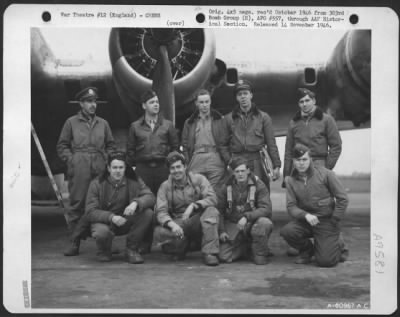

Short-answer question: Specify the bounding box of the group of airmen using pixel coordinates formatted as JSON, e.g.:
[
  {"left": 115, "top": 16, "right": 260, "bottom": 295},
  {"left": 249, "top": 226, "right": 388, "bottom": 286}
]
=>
[{"left": 57, "top": 80, "right": 349, "bottom": 268}]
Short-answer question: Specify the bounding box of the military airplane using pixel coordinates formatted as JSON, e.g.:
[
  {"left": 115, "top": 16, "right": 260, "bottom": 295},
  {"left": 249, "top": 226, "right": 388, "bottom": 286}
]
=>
[{"left": 31, "top": 27, "right": 371, "bottom": 200}]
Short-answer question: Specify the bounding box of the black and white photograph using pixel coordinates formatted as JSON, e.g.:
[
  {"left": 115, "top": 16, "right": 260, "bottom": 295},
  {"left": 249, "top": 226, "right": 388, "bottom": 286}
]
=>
[{"left": 3, "top": 4, "right": 398, "bottom": 314}]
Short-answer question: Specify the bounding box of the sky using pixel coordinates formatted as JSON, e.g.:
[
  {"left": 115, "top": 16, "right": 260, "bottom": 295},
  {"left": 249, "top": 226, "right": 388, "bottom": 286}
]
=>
[{"left": 38, "top": 27, "right": 370, "bottom": 175}]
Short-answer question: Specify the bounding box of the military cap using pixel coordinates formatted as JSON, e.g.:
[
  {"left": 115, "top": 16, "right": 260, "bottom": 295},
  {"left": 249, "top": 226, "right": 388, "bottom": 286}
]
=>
[
  {"left": 76, "top": 87, "right": 98, "bottom": 101},
  {"left": 297, "top": 88, "right": 315, "bottom": 100},
  {"left": 166, "top": 151, "right": 186, "bottom": 167},
  {"left": 292, "top": 143, "right": 310, "bottom": 159},
  {"left": 140, "top": 90, "right": 157, "bottom": 104},
  {"left": 234, "top": 79, "right": 252, "bottom": 95},
  {"left": 230, "top": 157, "right": 248, "bottom": 171}
]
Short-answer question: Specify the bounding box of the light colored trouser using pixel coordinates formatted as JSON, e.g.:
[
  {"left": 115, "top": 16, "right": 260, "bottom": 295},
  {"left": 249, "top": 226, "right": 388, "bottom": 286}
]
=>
[
  {"left": 189, "top": 152, "right": 225, "bottom": 190},
  {"left": 219, "top": 217, "right": 273, "bottom": 262}
]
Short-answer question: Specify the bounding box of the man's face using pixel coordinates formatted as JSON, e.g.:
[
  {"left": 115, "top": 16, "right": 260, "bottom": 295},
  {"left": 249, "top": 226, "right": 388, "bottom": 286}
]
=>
[
  {"left": 293, "top": 152, "right": 311, "bottom": 174},
  {"left": 169, "top": 160, "right": 186, "bottom": 182},
  {"left": 236, "top": 89, "right": 253, "bottom": 112},
  {"left": 298, "top": 95, "right": 316, "bottom": 114},
  {"left": 142, "top": 96, "right": 160, "bottom": 116},
  {"left": 233, "top": 164, "right": 250, "bottom": 184},
  {"left": 108, "top": 159, "right": 126, "bottom": 181},
  {"left": 195, "top": 94, "right": 211, "bottom": 116},
  {"left": 80, "top": 98, "right": 97, "bottom": 116}
]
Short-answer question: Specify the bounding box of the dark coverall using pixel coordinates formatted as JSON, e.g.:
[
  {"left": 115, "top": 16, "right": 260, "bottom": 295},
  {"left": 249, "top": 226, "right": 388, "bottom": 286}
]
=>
[
  {"left": 217, "top": 173, "right": 273, "bottom": 262},
  {"left": 85, "top": 176, "right": 155, "bottom": 254},
  {"left": 280, "top": 164, "right": 349, "bottom": 267},
  {"left": 154, "top": 172, "right": 220, "bottom": 256},
  {"left": 223, "top": 104, "right": 281, "bottom": 189},
  {"left": 57, "top": 111, "right": 115, "bottom": 230}
]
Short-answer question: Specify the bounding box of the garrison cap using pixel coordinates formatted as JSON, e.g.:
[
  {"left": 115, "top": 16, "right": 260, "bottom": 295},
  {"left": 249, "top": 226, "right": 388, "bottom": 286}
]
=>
[
  {"left": 76, "top": 87, "right": 98, "bottom": 101},
  {"left": 166, "top": 151, "right": 186, "bottom": 167},
  {"left": 234, "top": 79, "right": 252, "bottom": 95},
  {"left": 230, "top": 157, "right": 248, "bottom": 171},
  {"left": 292, "top": 143, "right": 311, "bottom": 159},
  {"left": 140, "top": 90, "right": 157, "bottom": 104},
  {"left": 297, "top": 88, "right": 315, "bottom": 100}
]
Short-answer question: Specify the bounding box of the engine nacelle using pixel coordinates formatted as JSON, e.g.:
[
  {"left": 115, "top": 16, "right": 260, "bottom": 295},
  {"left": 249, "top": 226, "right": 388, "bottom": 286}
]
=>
[
  {"left": 324, "top": 30, "right": 371, "bottom": 126},
  {"left": 109, "top": 28, "right": 218, "bottom": 119}
]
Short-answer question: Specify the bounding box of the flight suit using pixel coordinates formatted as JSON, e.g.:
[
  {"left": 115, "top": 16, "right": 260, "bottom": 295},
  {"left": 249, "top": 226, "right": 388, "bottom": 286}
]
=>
[
  {"left": 280, "top": 164, "right": 349, "bottom": 267},
  {"left": 182, "top": 109, "right": 228, "bottom": 189},
  {"left": 154, "top": 172, "right": 220, "bottom": 256},
  {"left": 218, "top": 173, "right": 273, "bottom": 263},
  {"left": 223, "top": 104, "right": 281, "bottom": 189},
  {"left": 57, "top": 111, "right": 115, "bottom": 230}
]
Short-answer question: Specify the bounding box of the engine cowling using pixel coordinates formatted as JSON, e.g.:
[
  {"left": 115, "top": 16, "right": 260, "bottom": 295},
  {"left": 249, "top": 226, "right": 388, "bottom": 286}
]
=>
[
  {"left": 109, "top": 28, "right": 217, "bottom": 119},
  {"left": 324, "top": 30, "right": 371, "bottom": 126}
]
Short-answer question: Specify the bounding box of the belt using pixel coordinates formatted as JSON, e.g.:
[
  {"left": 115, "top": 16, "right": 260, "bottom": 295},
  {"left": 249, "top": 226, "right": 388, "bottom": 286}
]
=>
[
  {"left": 73, "top": 148, "right": 102, "bottom": 154},
  {"left": 137, "top": 160, "right": 164, "bottom": 168},
  {"left": 194, "top": 145, "right": 218, "bottom": 153}
]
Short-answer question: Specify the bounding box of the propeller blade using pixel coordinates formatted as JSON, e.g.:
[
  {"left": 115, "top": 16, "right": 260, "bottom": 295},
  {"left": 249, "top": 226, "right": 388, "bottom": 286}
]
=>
[{"left": 152, "top": 45, "right": 175, "bottom": 125}]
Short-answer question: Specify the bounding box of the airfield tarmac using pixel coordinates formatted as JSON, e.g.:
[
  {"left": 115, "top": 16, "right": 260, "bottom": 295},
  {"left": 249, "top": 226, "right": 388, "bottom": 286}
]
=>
[{"left": 31, "top": 179, "right": 370, "bottom": 310}]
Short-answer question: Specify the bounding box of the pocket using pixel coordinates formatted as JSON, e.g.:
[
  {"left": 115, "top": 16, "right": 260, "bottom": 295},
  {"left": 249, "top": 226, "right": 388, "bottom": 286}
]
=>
[
  {"left": 67, "top": 156, "right": 75, "bottom": 179},
  {"left": 254, "top": 129, "right": 264, "bottom": 138},
  {"left": 136, "top": 144, "right": 145, "bottom": 152},
  {"left": 317, "top": 197, "right": 332, "bottom": 207}
]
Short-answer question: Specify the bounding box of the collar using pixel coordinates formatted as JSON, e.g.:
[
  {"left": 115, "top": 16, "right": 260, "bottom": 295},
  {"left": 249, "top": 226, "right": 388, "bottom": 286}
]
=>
[
  {"left": 187, "top": 109, "right": 223, "bottom": 124},
  {"left": 107, "top": 175, "right": 127, "bottom": 187},
  {"left": 78, "top": 110, "right": 97, "bottom": 123},
  {"left": 293, "top": 107, "right": 323, "bottom": 122},
  {"left": 232, "top": 103, "right": 260, "bottom": 119},
  {"left": 291, "top": 162, "right": 315, "bottom": 180},
  {"left": 140, "top": 114, "right": 162, "bottom": 126},
  {"left": 170, "top": 173, "right": 190, "bottom": 189}
]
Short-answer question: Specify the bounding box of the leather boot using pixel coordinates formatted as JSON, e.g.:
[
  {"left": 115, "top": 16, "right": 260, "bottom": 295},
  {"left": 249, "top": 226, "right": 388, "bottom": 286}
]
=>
[
  {"left": 203, "top": 254, "right": 219, "bottom": 266},
  {"left": 126, "top": 249, "right": 144, "bottom": 264},
  {"left": 64, "top": 239, "right": 80, "bottom": 256},
  {"left": 295, "top": 247, "right": 314, "bottom": 264}
]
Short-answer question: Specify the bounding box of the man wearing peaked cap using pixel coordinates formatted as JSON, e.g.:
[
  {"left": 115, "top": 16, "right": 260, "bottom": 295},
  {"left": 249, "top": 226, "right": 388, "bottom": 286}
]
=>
[
  {"left": 75, "top": 87, "right": 98, "bottom": 101},
  {"left": 280, "top": 143, "right": 349, "bottom": 267},
  {"left": 57, "top": 86, "right": 116, "bottom": 256},
  {"left": 222, "top": 79, "right": 281, "bottom": 191}
]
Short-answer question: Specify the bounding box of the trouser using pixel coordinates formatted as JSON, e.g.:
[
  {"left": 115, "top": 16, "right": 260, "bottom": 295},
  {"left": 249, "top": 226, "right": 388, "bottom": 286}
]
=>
[
  {"left": 189, "top": 152, "right": 225, "bottom": 190},
  {"left": 232, "top": 153, "right": 270, "bottom": 191},
  {"left": 280, "top": 218, "right": 341, "bottom": 267},
  {"left": 135, "top": 163, "right": 169, "bottom": 250},
  {"left": 90, "top": 208, "right": 153, "bottom": 253},
  {"left": 219, "top": 217, "right": 273, "bottom": 262},
  {"left": 153, "top": 207, "right": 220, "bottom": 255},
  {"left": 135, "top": 163, "right": 169, "bottom": 195},
  {"left": 66, "top": 153, "right": 105, "bottom": 232}
]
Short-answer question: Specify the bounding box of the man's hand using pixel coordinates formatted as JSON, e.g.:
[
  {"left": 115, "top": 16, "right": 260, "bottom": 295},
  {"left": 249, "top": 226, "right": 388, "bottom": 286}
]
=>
[
  {"left": 305, "top": 213, "right": 319, "bottom": 226},
  {"left": 112, "top": 215, "right": 127, "bottom": 227},
  {"left": 169, "top": 222, "right": 184, "bottom": 239},
  {"left": 219, "top": 232, "right": 230, "bottom": 242},
  {"left": 182, "top": 203, "right": 198, "bottom": 221},
  {"left": 123, "top": 201, "right": 138, "bottom": 216},
  {"left": 272, "top": 167, "right": 280, "bottom": 181},
  {"left": 237, "top": 216, "right": 248, "bottom": 231}
]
